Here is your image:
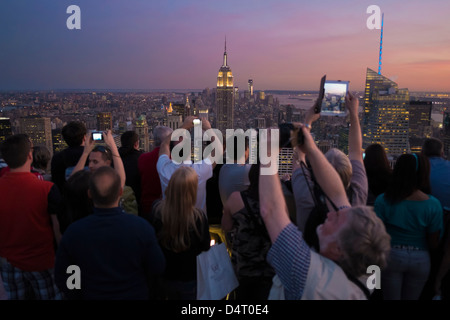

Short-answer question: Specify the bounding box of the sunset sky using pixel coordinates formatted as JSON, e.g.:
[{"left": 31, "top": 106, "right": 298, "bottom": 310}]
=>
[{"left": 1, "top": 0, "right": 449, "bottom": 92}]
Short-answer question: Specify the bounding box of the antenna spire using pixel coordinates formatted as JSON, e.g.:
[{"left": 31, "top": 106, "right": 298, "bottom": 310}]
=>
[
  {"left": 223, "top": 36, "right": 228, "bottom": 66},
  {"left": 378, "top": 13, "right": 384, "bottom": 75}
]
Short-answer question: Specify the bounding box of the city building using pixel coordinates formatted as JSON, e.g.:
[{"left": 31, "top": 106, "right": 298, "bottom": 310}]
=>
[
  {"left": 216, "top": 39, "right": 234, "bottom": 135},
  {"left": 248, "top": 79, "right": 254, "bottom": 97},
  {"left": 259, "top": 91, "right": 265, "bottom": 101},
  {"left": 135, "top": 115, "right": 150, "bottom": 152},
  {"left": 0, "top": 117, "right": 12, "bottom": 142},
  {"left": 172, "top": 103, "right": 190, "bottom": 121},
  {"left": 409, "top": 100, "right": 432, "bottom": 153},
  {"left": 254, "top": 118, "right": 266, "bottom": 129},
  {"left": 97, "top": 112, "right": 112, "bottom": 131},
  {"left": 443, "top": 112, "right": 450, "bottom": 158},
  {"left": 167, "top": 114, "right": 183, "bottom": 131},
  {"left": 278, "top": 147, "right": 294, "bottom": 176},
  {"left": 362, "top": 68, "right": 410, "bottom": 156},
  {"left": 18, "top": 116, "right": 53, "bottom": 157},
  {"left": 52, "top": 128, "right": 68, "bottom": 153}
]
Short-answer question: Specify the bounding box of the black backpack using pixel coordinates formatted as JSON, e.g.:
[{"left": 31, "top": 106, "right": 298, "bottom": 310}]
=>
[{"left": 301, "top": 161, "right": 344, "bottom": 252}]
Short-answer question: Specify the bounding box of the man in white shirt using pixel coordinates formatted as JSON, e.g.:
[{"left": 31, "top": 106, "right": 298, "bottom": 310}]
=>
[{"left": 157, "top": 116, "right": 222, "bottom": 212}]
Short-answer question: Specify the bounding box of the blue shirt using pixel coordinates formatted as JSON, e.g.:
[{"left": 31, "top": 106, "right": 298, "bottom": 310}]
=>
[
  {"left": 267, "top": 223, "right": 310, "bottom": 299},
  {"left": 55, "top": 207, "right": 165, "bottom": 300},
  {"left": 428, "top": 157, "right": 450, "bottom": 211},
  {"left": 267, "top": 223, "right": 368, "bottom": 299},
  {"left": 374, "top": 194, "right": 443, "bottom": 250}
]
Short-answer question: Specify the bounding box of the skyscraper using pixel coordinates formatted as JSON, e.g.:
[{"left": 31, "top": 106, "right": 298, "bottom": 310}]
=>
[
  {"left": 443, "top": 112, "right": 450, "bottom": 158},
  {"left": 18, "top": 116, "right": 53, "bottom": 157},
  {"left": 167, "top": 114, "right": 183, "bottom": 132},
  {"left": 172, "top": 103, "right": 190, "bottom": 121},
  {"left": 0, "top": 117, "right": 12, "bottom": 142},
  {"left": 97, "top": 112, "right": 112, "bottom": 131},
  {"left": 52, "top": 128, "right": 68, "bottom": 153},
  {"left": 135, "top": 115, "right": 149, "bottom": 152},
  {"left": 362, "top": 68, "right": 410, "bottom": 156},
  {"left": 248, "top": 79, "right": 254, "bottom": 97},
  {"left": 216, "top": 39, "right": 234, "bottom": 134},
  {"left": 409, "top": 100, "right": 432, "bottom": 153}
]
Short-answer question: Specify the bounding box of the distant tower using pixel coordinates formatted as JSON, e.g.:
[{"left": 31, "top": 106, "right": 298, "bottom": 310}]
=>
[
  {"left": 97, "top": 112, "right": 112, "bottom": 131},
  {"left": 18, "top": 116, "right": 53, "bottom": 157},
  {"left": 409, "top": 100, "right": 432, "bottom": 153},
  {"left": 135, "top": 115, "right": 149, "bottom": 152},
  {"left": 362, "top": 68, "right": 410, "bottom": 157},
  {"left": 248, "top": 79, "right": 254, "bottom": 97},
  {"left": 216, "top": 37, "right": 235, "bottom": 134},
  {"left": 378, "top": 13, "right": 384, "bottom": 75},
  {"left": 0, "top": 117, "right": 12, "bottom": 143},
  {"left": 443, "top": 112, "right": 450, "bottom": 159},
  {"left": 52, "top": 128, "right": 68, "bottom": 153}
]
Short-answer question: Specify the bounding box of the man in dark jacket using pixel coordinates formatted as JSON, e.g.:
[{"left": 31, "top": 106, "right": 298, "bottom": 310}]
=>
[
  {"left": 54, "top": 166, "right": 165, "bottom": 300},
  {"left": 118, "top": 131, "right": 143, "bottom": 212},
  {"left": 51, "top": 121, "right": 88, "bottom": 193}
]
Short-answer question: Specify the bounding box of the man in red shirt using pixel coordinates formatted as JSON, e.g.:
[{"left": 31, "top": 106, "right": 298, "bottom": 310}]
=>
[
  {"left": 0, "top": 134, "right": 62, "bottom": 300},
  {"left": 138, "top": 126, "right": 172, "bottom": 216}
]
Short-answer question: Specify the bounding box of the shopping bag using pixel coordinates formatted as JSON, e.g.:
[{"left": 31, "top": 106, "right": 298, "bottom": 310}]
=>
[
  {"left": 196, "top": 242, "right": 239, "bottom": 300},
  {"left": 268, "top": 274, "right": 285, "bottom": 300}
]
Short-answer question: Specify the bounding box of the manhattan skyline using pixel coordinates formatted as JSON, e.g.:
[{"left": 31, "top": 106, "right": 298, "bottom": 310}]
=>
[{"left": 0, "top": 0, "right": 449, "bottom": 92}]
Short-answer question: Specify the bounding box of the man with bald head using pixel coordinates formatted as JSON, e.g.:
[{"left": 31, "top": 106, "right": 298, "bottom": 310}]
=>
[{"left": 55, "top": 166, "right": 165, "bottom": 300}]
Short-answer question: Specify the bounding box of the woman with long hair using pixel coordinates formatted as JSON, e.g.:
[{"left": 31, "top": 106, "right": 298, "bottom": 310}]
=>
[
  {"left": 364, "top": 143, "right": 392, "bottom": 206},
  {"left": 374, "top": 153, "right": 443, "bottom": 300},
  {"left": 149, "top": 166, "right": 210, "bottom": 300}
]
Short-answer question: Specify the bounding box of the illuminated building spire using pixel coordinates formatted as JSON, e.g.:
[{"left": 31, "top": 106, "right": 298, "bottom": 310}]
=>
[
  {"left": 378, "top": 13, "right": 384, "bottom": 75},
  {"left": 223, "top": 36, "right": 227, "bottom": 67}
]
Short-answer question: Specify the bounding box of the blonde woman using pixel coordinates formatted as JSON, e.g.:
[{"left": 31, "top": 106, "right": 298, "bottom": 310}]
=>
[{"left": 149, "top": 166, "right": 210, "bottom": 300}]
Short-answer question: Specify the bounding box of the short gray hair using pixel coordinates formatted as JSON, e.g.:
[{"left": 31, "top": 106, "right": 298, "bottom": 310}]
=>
[
  {"left": 153, "top": 126, "right": 173, "bottom": 147},
  {"left": 337, "top": 206, "right": 391, "bottom": 277},
  {"left": 325, "top": 148, "right": 352, "bottom": 189}
]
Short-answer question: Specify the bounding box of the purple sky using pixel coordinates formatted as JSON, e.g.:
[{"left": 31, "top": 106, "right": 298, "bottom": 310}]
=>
[{"left": 1, "top": 0, "right": 449, "bottom": 92}]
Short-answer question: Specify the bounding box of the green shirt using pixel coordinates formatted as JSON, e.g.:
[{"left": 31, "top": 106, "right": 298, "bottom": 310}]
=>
[{"left": 374, "top": 194, "right": 443, "bottom": 250}]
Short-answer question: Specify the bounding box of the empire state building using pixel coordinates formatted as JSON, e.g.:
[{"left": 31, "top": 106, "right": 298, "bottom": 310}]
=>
[{"left": 216, "top": 40, "right": 234, "bottom": 134}]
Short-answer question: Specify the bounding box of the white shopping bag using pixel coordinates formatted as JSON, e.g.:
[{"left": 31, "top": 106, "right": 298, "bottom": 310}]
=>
[{"left": 196, "top": 242, "right": 239, "bottom": 300}]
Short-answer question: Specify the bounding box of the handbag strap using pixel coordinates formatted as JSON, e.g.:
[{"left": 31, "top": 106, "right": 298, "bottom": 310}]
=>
[{"left": 343, "top": 270, "right": 371, "bottom": 300}]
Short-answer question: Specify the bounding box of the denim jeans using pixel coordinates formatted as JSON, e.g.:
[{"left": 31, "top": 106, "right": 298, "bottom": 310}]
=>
[{"left": 381, "top": 247, "right": 430, "bottom": 300}]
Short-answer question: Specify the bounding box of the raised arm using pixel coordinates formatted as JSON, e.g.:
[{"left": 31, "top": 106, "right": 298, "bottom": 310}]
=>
[
  {"left": 71, "top": 133, "right": 95, "bottom": 177},
  {"left": 159, "top": 132, "right": 171, "bottom": 158},
  {"left": 292, "top": 102, "right": 320, "bottom": 173},
  {"left": 296, "top": 125, "right": 350, "bottom": 211},
  {"left": 103, "top": 130, "right": 126, "bottom": 188},
  {"left": 346, "top": 92, "right": 363, "bottom": 162},
  {"left": 259, "top": 170, "right": 291, "bottom": 243},
  {"left": 259, "top": 128, "right": 292, "bottom": 243}
]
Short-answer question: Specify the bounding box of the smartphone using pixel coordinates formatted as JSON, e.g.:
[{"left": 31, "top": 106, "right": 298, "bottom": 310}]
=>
[
  {"left": 193, "top": 119, "right": 201, "bottom": 125},
  {"left": 92, "top": 131, "right": 103, "bottom": 141},
  {"left": 320, "top": 80, "right": 349, "bottom": 116},
  {"left": 314, "top": 75, "right": 327, "bottom": 114}
]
